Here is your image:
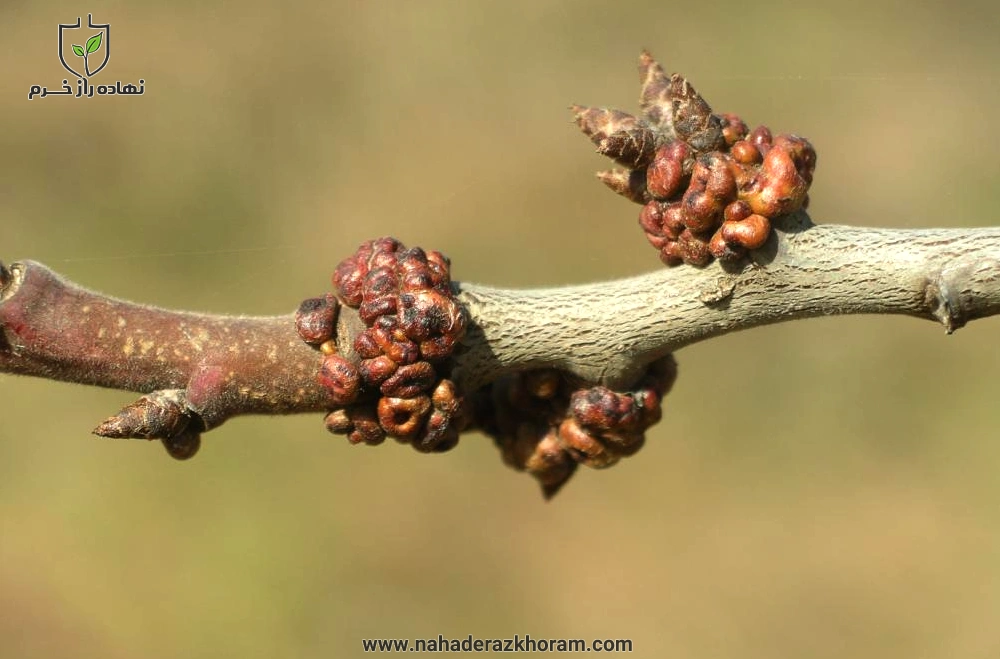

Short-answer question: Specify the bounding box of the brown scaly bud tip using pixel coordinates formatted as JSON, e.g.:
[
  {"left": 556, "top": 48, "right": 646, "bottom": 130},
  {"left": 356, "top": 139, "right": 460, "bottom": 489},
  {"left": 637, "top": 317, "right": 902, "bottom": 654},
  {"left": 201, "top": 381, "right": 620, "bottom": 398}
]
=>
[
  {"left": 571, "top": 106, "right": 657, "bottom": 169},
  {"left": 93, "top": 389, "right": 193, "bottom": 439},
  {"left": 637, "top": 49, "right": 674, "bottom": 133},
  {"left": 667, "top": 73, "right": 724, "bottom": 153},
  {"left": 596, "top": 169, "right": 650, "bottom": 205}
]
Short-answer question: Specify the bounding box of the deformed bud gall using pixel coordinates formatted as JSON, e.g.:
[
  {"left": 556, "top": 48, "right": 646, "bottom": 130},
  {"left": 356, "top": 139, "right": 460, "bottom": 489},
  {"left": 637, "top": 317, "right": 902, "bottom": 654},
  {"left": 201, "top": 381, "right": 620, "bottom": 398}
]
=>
[{"left": 574, "top": 51, "right": 817, "bottom": 267}]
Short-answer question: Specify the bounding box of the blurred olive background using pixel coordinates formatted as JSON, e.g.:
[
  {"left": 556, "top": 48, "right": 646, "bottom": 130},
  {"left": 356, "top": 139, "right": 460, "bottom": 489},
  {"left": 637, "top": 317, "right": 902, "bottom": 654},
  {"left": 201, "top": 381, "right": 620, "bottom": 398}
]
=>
[{"left": 3, "top": 1, "right": 1000, "bottom": 657}]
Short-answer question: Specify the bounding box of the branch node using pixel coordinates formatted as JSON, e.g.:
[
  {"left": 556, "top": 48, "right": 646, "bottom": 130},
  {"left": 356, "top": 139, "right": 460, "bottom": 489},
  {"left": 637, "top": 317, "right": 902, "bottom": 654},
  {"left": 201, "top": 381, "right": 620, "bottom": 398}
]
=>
[
  {"left": 699, "top": 277, "right": 737, "bottom": 307},
  {"left": 925, "top": 278, "right": 960, "bottom": 334}
]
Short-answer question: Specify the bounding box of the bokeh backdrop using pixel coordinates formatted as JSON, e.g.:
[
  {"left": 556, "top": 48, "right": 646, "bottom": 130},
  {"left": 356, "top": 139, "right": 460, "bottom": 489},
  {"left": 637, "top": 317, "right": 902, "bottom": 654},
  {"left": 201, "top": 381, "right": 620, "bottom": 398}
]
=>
[{"left": 3, "top": 1, "right": 1000, "bottom": 657}]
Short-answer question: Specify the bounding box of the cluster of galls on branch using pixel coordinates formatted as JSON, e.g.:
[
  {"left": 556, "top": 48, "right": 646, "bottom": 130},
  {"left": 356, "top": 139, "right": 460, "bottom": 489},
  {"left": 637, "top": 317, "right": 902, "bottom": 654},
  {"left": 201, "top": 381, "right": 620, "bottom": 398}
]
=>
[
  {"left": 296, "top": 238, "right": 469, "bottom": 453},
  {"left": 575, "top": 51, "right": 816, "bottom": 266},
  {"left": 298, "top": 239, "right": 674, "bottom": 498},
  {"left": 478, "top": 358, "right": 676, "bottom": 498},
  {"left": 292, "top": 52, "right": 820, "bottom": 497}
]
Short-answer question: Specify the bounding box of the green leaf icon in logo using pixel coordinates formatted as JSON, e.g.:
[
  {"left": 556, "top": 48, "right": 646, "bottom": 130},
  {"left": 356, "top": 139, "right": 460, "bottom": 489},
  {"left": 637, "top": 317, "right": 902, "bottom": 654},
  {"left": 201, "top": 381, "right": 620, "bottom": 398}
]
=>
[
  {"left": 72, "top": 44, "right": 85, "bottom": 57},
  {"left": 86, "top": 33, "right": 102, "bottom": 54}
]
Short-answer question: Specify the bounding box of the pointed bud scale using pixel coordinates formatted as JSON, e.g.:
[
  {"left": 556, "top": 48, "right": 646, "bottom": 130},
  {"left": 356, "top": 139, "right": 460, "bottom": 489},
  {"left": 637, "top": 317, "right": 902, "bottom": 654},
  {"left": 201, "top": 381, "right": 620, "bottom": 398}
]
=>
[
  {"left": 638, "top": 50, "right": 675, "bottom": 136},
  {"left": 667, "top": 74, "right": 724, "bottom": 152},
  {"left": 93, "top": 389, "right": 192, "bottom": 439},
  {"left": 596, "top": 169, "right": 649, "bottom": 205},
  {"left": 597, "top": 127, "right": 657, "bottom": 169},
  {"left": 571, "top": 105, "right": 636, "bottom": 140},
  {"left": 571, "top": 106, "right": 656, "bottom": 168}
]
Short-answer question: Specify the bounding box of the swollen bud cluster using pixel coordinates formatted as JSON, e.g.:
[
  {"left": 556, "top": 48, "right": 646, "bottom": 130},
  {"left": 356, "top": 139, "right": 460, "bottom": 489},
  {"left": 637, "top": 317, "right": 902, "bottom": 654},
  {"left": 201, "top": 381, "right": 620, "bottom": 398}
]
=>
[
  {"left": 574, "top": 51, "right": 816, "bottom": 266},
  {"left": 296, "top": 238, "right": 468, "bottom": 452},
  {"left": 474, "top": 356, "right": 677, "bottom": 498}
]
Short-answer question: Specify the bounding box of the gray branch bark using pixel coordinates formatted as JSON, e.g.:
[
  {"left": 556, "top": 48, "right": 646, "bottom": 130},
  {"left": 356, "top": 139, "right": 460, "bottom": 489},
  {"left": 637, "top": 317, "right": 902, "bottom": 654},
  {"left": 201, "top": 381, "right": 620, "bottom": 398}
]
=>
[{"left": 453, "top": 211, "right": 1000, "bottom": 391}]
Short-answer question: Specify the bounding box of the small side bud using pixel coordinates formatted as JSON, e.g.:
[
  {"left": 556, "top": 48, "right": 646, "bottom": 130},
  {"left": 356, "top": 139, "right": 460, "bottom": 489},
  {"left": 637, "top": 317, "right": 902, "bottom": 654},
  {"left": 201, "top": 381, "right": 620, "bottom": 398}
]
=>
[{"left": 93, "top": 389, "right": 192, "bottom": 439}]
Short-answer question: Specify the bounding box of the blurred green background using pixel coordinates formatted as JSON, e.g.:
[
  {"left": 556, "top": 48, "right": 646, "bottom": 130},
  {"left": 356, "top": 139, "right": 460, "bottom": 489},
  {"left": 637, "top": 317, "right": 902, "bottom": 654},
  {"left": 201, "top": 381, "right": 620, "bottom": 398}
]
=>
[{"left": 3, "top": 1, "right": 1000, "bottom": 657}]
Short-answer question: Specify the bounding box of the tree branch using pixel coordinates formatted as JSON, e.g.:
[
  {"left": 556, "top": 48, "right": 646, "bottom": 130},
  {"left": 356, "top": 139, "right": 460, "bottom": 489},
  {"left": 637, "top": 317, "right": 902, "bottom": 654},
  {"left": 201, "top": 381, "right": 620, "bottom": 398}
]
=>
[
  {"left": 3, "top": 210, "right": 998, "bottom": 435},
  {"left": 455, "top": 211, "right": 1000, "bottom": 390}
]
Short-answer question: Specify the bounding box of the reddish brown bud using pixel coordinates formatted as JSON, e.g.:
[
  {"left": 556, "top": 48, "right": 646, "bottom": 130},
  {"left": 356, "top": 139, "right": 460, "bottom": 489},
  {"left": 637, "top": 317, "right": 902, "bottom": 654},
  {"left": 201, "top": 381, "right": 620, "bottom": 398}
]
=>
[
  {"left": 681, "top": 153, "right": 736, "bottom": 232},
  {"left": 661, "top": 202, "right": 687, "bottom": 237},
  {"left": 318, "top": 353, "right": 361, "bottom": 406},
  {"left": 644, "top": 232, "right": 669, "bottom": 251},
  {"left": 353, "top": 330, "right": 381, "bottom": 359},
  {"left": 424, "top": 250, "right": 450, "bottom": 286},
  {"left": 399, "top": 289, "right": 465, "bottom": 343},
  {"left": 380, "top": 361, "right": 436, "bottom": 398},
  {"left": 370, "top": 325, "right": 419, "bottom": 365},
  {"left": 639, "top": 201, "right": 665, "bottom": 237},
  {"left": 325, "top": 405, "right": 386, "bottom": 446},
  {"left": 724, "top": 199, "right": 753, "bottom": 223},
  {"left": 358, "top": 355, "right": 398, "bottom": 386},
  {"left": 741, "top": 135, "right": 813, "bottom": 217},
  {"left": 677, "top": 229, "right": 712, "bottom": 267},
  {"left": 431, "top": 378, "right": 463, "bottom": 416},
  {"left": 378, "top": 396, "right": 431, "bottom": 439},
  {"left": 646, "top": 140, "right": 692, "bottom": 200},
  {"left": 418, "top": 335, "right": 459, "bottom": 361},
  {"left": 571, "top": 386, "right": 641, "bottom": 434},
  {"left": 721, "top": 214, "right": 771, "bottom": 250},
  {"left": 748, "top": 125, "right": 773, "bottom": 155},
  {"left": 709, "top": 228, "right": 742, "bottom": 260},
  {"left": 730, "top": 140, "right": 761, "bottom": 165},
  {"left": 413, "top": 409, "right": 460, "bottom": 453},
  {"left": 346, "top": 406, "right": 386, "bottom": 446},
  {"left": 323, "top": 409, "right": 353, "bottom": 434},
  {"left": 720, "top": 113, "right": 749, "bottom": 145},
  {"left": 659, "top": 240, "right": 684, "bottom": 266},
  {"left": 525, "top": 431, "right": 577, "bottom": 499},
  {"left": 295, "top": 294, "right": 339, "bottom": 345},
  {"left": 558, "top": 418, "right": 619, "bottom": 469},
  {"left": 368, "top": 237, "right": 402, "bottom": 269}
]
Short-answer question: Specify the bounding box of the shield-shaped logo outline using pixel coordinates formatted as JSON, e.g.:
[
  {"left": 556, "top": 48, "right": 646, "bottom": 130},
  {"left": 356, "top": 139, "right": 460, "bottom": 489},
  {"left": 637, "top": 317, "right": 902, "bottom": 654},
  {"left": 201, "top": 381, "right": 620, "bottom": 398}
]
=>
[{"left": 58, "top": 14, "right": 110, "bottom": 79}]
